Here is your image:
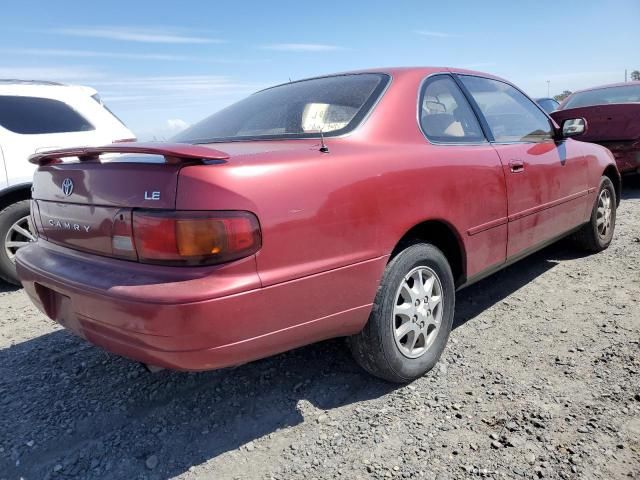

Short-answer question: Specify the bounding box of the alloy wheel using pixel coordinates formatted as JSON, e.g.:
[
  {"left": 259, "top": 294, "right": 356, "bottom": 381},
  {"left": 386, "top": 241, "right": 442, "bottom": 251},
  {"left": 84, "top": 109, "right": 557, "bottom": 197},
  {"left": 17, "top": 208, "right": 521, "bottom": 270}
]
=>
[
  {"left": 4, "top": 215, "right": 35, "bottom": 262},
  {"left": 596, "top": 189, "right": 613, "bottom": 238},
  {"left": 392, "top": 266, "right": 444, "bottom": 359}
]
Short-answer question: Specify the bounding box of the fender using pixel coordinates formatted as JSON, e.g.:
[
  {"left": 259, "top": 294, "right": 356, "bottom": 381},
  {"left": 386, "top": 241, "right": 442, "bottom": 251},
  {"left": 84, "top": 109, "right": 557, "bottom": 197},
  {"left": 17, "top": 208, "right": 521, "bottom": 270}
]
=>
[{"left": 0, "top": 182, "right": 32, "bottom": 209}]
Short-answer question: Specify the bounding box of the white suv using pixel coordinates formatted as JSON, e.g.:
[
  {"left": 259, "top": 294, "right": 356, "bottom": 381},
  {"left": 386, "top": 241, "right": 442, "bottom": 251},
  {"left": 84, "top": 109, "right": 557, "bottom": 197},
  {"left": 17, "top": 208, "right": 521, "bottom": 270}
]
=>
[{"left": 0, "top": 80, "right": 135, "bottom": 284}]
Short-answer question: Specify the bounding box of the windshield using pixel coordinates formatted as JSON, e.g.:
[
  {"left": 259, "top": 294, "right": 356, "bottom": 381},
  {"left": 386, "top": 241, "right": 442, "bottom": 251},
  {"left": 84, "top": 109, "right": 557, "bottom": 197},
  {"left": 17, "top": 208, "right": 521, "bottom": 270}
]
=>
[
  {"left": 563, "top": 84, "right": 640, "bottom": 109},
  {"left": 174, "top": 73, "right": 389, "bottom": 143}
]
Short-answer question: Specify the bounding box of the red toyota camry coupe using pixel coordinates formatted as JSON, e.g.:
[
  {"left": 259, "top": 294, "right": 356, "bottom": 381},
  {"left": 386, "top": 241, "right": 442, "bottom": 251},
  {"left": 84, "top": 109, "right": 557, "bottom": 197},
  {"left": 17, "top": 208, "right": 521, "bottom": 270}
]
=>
[{"left": 17, "top": 67, "right": 620, "bottom": 382}]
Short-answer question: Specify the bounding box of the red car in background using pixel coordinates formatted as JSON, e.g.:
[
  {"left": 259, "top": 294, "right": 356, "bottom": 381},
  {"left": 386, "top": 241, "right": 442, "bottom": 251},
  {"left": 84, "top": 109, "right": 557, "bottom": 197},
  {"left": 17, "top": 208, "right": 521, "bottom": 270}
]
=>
[
  {"left": 16, "top": 67, "right": 620, "bottom": 383},
  {"left": 552, "top": 82, "right": 640, "bottom": 174}
]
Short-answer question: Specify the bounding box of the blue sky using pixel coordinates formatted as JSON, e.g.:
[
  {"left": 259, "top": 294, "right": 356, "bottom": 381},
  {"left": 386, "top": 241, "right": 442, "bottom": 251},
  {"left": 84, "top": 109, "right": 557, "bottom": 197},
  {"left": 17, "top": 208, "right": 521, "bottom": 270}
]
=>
[{"left": 2, "top": 0, "right": 638, "bottom": 139}]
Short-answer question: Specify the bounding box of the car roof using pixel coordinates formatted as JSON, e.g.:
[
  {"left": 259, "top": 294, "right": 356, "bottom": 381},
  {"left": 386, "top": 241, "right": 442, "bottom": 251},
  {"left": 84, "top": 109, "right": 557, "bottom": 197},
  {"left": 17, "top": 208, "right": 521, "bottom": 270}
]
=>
[
  {"left": 258, "top": 66, "right": 509, "bottom": 93},
  {"left": 570, "top": 81, "right": 640, "bottom": 94},
  {"left": 335, "top": 66, "right": 504, "bottom": 77},
  {"left": 0, "top": 79, "right": 67, "bottom": 86},
  {"left": 0, "top": 80, "right": 97, "bottom": 97}
]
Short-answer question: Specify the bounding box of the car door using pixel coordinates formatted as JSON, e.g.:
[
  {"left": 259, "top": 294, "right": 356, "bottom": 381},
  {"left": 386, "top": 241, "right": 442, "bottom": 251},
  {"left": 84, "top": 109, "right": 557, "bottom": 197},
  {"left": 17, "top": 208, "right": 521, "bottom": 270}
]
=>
[
  {"left": 457, "top": 74, "right": 588, "bottom": 259},
  {"left": 418, "top": 74, "right": 508, "bottom": 277}
]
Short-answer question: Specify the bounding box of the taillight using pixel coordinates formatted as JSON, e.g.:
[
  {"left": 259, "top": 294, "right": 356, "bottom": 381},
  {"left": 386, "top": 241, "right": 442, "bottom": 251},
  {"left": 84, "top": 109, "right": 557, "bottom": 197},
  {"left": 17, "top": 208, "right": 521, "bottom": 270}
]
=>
[
  {"left": 111, "top": 209, "right": 136, "bottom": 259},
  {"left": 132, "top": 210, "right": 261, "bottom": 265}
]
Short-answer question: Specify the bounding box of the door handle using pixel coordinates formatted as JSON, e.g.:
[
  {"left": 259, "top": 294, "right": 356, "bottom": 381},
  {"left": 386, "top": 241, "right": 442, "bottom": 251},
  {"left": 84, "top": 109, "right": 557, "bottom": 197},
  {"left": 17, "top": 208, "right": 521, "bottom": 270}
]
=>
[{"left": 509, "top": 160, "right": 525, "bottom": 173}]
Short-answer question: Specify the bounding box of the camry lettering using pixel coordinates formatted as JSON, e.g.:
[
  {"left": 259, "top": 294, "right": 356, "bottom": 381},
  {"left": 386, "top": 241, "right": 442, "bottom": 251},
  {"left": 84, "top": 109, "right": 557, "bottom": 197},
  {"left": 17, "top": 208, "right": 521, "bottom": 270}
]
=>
[{"left": 48, "top": 219, "right": 91, "bottom": 233}]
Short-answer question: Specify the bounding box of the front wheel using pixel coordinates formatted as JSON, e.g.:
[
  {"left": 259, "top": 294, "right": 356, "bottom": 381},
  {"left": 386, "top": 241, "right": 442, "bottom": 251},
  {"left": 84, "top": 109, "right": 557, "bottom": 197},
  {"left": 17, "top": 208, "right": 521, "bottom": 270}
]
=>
[
  {"left": 573, "top": 176, "right": 616, "bottom": 252},
  {"left": 348, "top": 243, "right": 455, "bottom": 383},
  {"left": 0, "top": 200, "right": 35, "bottom": 285}
]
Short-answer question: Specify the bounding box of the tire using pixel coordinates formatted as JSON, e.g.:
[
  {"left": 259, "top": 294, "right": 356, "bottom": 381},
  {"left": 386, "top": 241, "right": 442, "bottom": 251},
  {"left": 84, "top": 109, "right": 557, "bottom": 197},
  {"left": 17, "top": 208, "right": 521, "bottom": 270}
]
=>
[
  {"left": 0, "top": 200, "right": 34, "bottom": 285},
  {"left": 573, "top": 176, "right": 616, "bottom": 252},
  {"left": 348, "top": 243, "right": 455, "bottom": 383}
]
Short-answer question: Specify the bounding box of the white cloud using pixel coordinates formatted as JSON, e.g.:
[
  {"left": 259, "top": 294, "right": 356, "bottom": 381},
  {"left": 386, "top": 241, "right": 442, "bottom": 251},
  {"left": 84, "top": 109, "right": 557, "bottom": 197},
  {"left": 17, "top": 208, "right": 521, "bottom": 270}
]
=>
[
  {"left": 0, "top": 48, "right": 196, "bottom": 62},
  {"left": 137, "top": 118, "right": 190, "bottom": 141},
  {"left": 166, "top": 118, "right": 189, "bottom": 131},
  {"left": 415, "top": 30, "right": 457, "bottom": 38},
  {"left": 260, "top": 43, "right": 342, "bottom": 52},
  {"left": 95, "top": 75, "right": 259, "bottom": 96},
  {"left": 1, "top": 48, "right": 270, "bottom": 65},
  {"left": 96, "top": 74, "right": 263, "bottom": 119},
  {"left": 0, "top": 69, "right": 260, "bottom": 107},
  {"left": 50, "top": 26, "right": 223, "bottom": 44}
]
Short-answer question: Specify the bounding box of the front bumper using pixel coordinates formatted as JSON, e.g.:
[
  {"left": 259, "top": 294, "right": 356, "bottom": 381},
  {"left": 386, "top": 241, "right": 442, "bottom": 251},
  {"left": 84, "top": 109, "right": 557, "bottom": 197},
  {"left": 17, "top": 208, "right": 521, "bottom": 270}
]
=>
[{"left": 16, "top": 241, "right": 381, "bottom": 370}]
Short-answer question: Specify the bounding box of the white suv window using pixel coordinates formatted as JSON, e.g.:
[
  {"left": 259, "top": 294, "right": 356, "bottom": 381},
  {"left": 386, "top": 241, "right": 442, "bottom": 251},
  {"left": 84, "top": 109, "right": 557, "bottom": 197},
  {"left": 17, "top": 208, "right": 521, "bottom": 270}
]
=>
[{"left": 0, "top": 95, "right": 95, "bottom": 135}]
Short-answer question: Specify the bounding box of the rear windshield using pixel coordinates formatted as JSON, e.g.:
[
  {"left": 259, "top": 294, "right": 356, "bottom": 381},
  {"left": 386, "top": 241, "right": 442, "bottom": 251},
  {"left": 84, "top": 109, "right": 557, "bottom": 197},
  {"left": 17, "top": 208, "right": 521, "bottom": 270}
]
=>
[
  {"left": 174, "top": 73, "right": 389, "bottom": 143},
  {"left": 563, "top": 84, "right": 640, "bottom": 109},
  {"left": 0, "top": 95, "right": 95, "bottom": 134},
  {"left": 536, "top": 98, "right": 559, "bottom": 114},
  {"left": 92, "top": 93, "right": 128, "bottom": 128}
]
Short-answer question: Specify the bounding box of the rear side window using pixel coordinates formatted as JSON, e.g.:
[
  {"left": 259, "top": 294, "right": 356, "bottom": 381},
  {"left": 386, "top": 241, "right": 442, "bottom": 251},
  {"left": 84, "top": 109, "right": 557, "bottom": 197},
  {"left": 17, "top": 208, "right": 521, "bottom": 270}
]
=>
[
  {"left": 174, "top": 73, "right": 389, "bottom": 143},
  {"left": 419, "top": 75, "right": 485, "bottom": 143},
  {"left": 0, "top": 95, "right": 94, "bottom": 134},
  {"left": 459, "top": 76, "right": 553, "bottom": 143}
]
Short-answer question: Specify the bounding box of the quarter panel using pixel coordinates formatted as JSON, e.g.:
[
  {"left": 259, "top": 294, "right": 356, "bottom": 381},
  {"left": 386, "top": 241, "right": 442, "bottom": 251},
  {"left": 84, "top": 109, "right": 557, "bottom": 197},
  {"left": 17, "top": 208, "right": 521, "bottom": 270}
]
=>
[{"left": 177, "top": 143, "right": 384, "bottom": 287}]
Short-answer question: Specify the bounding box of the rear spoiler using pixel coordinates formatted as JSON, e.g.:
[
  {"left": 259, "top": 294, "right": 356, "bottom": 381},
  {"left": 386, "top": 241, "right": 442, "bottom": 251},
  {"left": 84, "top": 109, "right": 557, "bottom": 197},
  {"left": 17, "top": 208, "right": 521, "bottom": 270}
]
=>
[{"left": 29, "top": 142, "right": 230, "bottom": 166}]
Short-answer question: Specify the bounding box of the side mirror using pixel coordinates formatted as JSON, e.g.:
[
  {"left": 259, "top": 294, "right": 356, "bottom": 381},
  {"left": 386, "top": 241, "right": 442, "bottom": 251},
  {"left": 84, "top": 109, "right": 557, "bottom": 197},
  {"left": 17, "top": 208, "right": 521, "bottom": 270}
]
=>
[{"left": 562, "top": 118, "right": 587, "bottom": 138}]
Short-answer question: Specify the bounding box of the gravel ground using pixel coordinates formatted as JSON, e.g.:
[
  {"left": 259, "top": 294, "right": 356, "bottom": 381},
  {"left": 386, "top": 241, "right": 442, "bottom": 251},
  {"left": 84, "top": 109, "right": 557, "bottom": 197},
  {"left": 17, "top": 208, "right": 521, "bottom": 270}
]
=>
[{"left": 1, "top": 178, "right": 639, "bottom": 480}]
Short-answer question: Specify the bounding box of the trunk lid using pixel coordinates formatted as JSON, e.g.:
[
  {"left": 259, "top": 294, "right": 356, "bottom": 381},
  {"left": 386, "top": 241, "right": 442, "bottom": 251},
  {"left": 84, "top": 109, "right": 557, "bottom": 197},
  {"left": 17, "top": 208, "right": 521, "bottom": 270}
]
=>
[
  {"left": 551, "top": 104, "right": 640, "bottom": 142},
  {"left": 30, "top": 142, "right": 229, "bottom": 258},
  {"left": 34, "top": 162, "right": 182, "bottom": 209}
]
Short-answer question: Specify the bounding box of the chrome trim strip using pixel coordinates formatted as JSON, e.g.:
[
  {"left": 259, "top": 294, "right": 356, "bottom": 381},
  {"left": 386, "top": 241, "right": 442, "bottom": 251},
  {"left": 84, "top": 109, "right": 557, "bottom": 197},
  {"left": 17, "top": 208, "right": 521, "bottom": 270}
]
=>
[{"left": 466, "top": 217, "right": 508, "bottom": 236}]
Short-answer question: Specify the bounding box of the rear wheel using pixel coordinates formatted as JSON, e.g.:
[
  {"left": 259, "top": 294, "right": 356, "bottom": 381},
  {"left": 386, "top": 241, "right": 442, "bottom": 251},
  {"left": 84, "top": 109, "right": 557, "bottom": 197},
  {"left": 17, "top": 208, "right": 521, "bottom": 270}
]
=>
[
  {"left": 348, "top": 243, "right": 455, "bottom": 383},
  {"left": 0, "top": 200, "right": 35, "bottom": 285},
  {"left": 573, "top": 176, "right": 616, "bottom": 252}
]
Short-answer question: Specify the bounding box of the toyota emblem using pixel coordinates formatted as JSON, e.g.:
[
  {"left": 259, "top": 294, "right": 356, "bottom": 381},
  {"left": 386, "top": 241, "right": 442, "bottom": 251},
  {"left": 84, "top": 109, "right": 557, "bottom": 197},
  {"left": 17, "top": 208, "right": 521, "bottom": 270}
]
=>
[{"left": 61, "top": 178, "right": 74, "bottom": 197}]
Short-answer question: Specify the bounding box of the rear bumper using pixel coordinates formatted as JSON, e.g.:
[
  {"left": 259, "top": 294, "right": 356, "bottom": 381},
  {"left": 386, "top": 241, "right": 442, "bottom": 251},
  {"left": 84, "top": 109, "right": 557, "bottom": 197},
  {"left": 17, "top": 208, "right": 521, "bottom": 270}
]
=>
[{"left": 16, "top": 241, "right": 383, "bottom": 370}]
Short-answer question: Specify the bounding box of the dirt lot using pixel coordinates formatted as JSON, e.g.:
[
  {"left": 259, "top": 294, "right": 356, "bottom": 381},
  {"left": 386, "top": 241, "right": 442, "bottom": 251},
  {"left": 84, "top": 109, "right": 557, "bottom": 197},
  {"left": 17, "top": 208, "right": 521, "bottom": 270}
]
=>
[{"left": 0, "top": 178, "right": 638, "bottom": 480}]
